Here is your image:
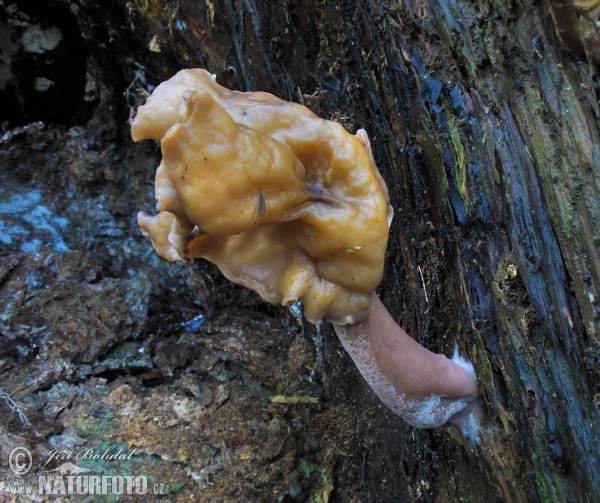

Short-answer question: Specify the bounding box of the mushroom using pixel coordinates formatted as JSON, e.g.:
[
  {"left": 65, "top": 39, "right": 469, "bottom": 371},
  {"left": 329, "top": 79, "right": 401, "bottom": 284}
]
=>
[
  {"left": 134, "top": 71, "right": 390, "bottom": 325},
  {"left": 133, "top": 70, "right": 479, "bottom": 427}
]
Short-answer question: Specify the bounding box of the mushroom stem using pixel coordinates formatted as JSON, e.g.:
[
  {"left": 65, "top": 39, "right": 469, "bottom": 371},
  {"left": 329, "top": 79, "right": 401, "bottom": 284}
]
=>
[{"left": 333, "top": 293, "right": 479, "bottom": 428}]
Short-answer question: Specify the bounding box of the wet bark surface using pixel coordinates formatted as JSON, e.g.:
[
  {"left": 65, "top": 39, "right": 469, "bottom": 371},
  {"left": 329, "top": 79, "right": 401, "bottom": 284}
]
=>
[{"left": 1, "top": 0, "right": 599, "bottom": 501}]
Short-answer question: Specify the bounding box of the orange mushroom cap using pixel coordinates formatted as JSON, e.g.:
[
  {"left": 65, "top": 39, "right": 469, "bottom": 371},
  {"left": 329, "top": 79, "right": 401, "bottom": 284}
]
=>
[{"left": 133, "top": 70, "right": 392, "bottom": 325}]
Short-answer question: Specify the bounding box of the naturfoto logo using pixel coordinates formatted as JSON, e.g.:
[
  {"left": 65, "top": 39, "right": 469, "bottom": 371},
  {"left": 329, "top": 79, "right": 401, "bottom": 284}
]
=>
[{"left": 5, "top": 445, "right": 151, "bottom": 496}]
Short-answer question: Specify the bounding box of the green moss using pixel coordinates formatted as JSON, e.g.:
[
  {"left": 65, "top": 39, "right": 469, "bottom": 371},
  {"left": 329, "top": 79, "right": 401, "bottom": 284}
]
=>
[
  {"left": 298, "top": 458, "right": 316, "bottom": 479},
  {"left": 447, "top": 113, "right": 470, "bottom": 212},
  {"left": 416, "top": 115, "right": 449, "bottom": 191},
  {"left": 73, "top": 406, "right": 117, "bottom": 439},
  {"left": 0, "top": 306, "right": 15, "bottom": 321},
  {"left": 531, "top": 89, "right": 545, "bottom": 116},
  {"left": 516, "top": 305, "right": 527, "bottom": 329},
  {"left": 556, "top": 189, "right": 574, "bottom": 240},
  {"left": 297, "top": 450, "right": 334, "bottom": 503},
  {"left": 494, "top": 258, "right": 517, "bottom": 285},
  {"left": 471, "top": 328, "right": 497, "bottom": 416},
  {"left": 569, "top": 175, "right": 585, "bottom": 205},
  {"left": 491, "top": 281, "right": 504, "bottom": 301},
  {"left": 531, "top": 452, "right": 556, "bottom": 503},
  {"left": 495, "top": 262, "right": 507, "bottom": 283},
  {"left": 525, "top": 145, "right": 534, "bottom": 164},
  {"left": 94, "top": 341, "right": 153, "bottom": 372},
  {"left": 483, "top": 23, "right": 504, "bottom": 72}
]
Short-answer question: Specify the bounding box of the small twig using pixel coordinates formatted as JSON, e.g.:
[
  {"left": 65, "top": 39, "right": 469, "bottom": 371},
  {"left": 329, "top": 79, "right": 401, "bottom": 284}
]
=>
[
  {"left": 270, "top": 395, "right": 319, "bottom": 405},
  {"left": 578, "top": 11, "right": 600, "bottom": 30},
  {"left": 331, "top": 442, "right": 351, "bottom": 456},
  {"left": 417, "top": 265, "right": 429, "bottom": 303},
  {"left": 0, "top": 390, "right": 30, "bottom": 426}
]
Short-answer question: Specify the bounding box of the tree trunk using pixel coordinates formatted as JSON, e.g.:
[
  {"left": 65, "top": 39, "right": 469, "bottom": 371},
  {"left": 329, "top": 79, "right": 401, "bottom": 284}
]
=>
[{"left": 1, "top": 0, "right": 599, "bottom": 501}]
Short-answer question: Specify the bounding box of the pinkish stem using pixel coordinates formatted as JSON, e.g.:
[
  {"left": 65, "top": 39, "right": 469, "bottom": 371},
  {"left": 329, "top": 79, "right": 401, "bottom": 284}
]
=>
[{"left": 333, "top": 293, "right": 479, "bottom": 428}]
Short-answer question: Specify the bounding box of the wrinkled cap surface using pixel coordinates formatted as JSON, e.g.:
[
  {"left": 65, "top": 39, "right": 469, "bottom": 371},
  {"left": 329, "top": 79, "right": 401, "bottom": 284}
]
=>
[{"left": 134, "top": 69, "right": 392, "bottom": 325}]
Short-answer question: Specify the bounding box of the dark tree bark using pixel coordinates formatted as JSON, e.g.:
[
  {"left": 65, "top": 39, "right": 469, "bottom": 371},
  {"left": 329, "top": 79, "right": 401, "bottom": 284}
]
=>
[{"left": 1, "top": 0, "right": 599, "bottom": 501}]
